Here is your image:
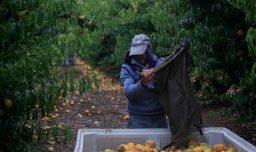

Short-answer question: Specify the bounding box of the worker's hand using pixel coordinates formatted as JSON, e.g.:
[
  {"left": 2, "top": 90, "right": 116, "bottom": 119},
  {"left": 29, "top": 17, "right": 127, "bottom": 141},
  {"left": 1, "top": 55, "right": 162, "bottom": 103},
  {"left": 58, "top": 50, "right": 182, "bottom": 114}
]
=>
[
  {"left": 141, "top": 69, "right": 155, "bottom": 86},
  {"left": 180, "top": 39, "right": 190, "bottom": 50}
]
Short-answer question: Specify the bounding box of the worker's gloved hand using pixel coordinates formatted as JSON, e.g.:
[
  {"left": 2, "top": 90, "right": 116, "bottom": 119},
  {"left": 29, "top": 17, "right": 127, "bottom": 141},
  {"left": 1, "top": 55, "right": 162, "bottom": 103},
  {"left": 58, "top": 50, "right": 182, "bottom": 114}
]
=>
[
  {"left": 141, "top": 69, "right": 155, "bottom": 87},
  {"left": 180, "top": 39, "right": 191, "bottom": 50},
  {"left": 175, "top": 39, "right": 191, "bottom": 52},
  {"left": 175, "top": 39, "right": 191, "bottom": 65}
]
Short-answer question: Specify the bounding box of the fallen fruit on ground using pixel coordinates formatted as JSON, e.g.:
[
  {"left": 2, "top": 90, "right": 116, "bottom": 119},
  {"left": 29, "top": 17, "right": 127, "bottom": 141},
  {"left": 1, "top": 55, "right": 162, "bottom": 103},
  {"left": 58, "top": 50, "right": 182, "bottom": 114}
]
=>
[
  {"left": 77, "top": 114, "right": 83, "bottom": 118},
  {"left": 85, "top": 109, "right": 90, "bottom": 115},
  {"left": 47, "top": 140, "right": 56, "bottom": 145},
  {"left": 123, "top": 115, "right": 129, "bottom": 120},
  {"left": 41, "top": 117, "right": 50, "bottom": 122},
  {"left": 48, "top": 146, "right": 54, "bottom": 152}
]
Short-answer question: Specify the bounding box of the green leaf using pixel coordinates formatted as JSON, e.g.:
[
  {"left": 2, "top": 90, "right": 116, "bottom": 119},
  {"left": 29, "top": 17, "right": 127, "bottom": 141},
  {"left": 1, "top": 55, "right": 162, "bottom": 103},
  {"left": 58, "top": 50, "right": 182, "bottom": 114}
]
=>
[
  {"left": 79, "top": 77, "right": 86, "bottom": 94},
  {"left": 86, "top": 75, "right": 92, "bottom": 91},
  {"left": 63, "top": 127, "right": 72, "bottom": 144},
  {"left": 52, "top": 126, "right": 59, "bottom": 143},
  {"left": 93, "top": 73, "right": 100, "bottom": 90},
  {"left": 246, "top": 27, "right": 256, "bottom": 60},
  {"left": 69, "top": 77, "right": 75, "bottom": 93},
  {"left": 37, "top": 125, "right": 43, "bottom": 142},
  {"left": 251, "top": 63, "right": 256, "bottom": 79},
  {"left": 61, "top": 79, "right": 67, "bottom": 98}
]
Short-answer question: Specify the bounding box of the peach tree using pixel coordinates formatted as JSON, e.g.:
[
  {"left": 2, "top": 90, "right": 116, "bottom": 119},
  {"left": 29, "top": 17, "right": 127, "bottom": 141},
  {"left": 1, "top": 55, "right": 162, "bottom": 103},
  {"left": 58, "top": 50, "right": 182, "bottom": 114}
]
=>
[{"left": 0, "top": 0, "right": 97, "bottom": 151}]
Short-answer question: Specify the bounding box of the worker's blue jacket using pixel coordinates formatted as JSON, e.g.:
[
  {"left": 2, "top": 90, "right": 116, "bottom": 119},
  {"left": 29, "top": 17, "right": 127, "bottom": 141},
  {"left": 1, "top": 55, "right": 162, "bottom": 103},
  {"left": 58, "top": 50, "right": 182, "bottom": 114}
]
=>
[{"left": 120, "top": 49, "right": 165, "bottom": 116}]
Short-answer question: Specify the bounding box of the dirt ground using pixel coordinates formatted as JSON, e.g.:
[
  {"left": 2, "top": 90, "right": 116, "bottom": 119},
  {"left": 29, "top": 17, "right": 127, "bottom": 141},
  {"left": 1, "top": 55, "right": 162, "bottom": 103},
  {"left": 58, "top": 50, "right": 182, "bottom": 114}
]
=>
[{"left": 34, "top": 56, "right": 256, "bottom": 152}]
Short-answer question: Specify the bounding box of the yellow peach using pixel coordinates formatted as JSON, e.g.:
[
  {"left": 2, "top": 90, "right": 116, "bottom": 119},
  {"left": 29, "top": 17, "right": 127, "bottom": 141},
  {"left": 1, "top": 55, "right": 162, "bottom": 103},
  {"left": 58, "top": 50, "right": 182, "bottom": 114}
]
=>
[{"left": 145, "top": 139, "right": 156, "bottom": 148}]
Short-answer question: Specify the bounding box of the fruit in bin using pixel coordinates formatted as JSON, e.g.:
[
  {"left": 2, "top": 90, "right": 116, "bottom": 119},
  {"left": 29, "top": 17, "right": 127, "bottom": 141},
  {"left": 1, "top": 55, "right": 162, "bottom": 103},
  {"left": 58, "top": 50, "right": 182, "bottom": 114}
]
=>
[
  {"left": 105, "top": 140, "right": 236, "bottom": 152},
  {"left": 199, "top": 142, "right": 208, "bottom": 147},
  {"left": 151, "top": 148, "right": 160, "bottom": 152},
  {"left": 193, "top": 146, "right": 204, "bottom": 152},
  {"left": 200, "top": 143, "right": 211, "bottom": 151},
  {"left": 170, "top": 144, "right": 177, "bottom": 151},
  {"left": 145, "top": 139, "right": 156, "bottom": 148},
  {"left": 141, "top": 146, "right": 151, "bottom": 152},
  {"left": 204, "top": 148, "right": 212, "bottom": 152},
  {"left": 183, "top": 149, "right": 193, "bottom": 152},
  {"left": 213, "top": 144, "right": 226, "bottom": 152},
  {"left": 134, "top": 144, "right": 144, "bottom": 151},
  {"left": 126, "top": 142, "right": 135, "bottom": 150},
  {"left": 117, "top": 144, "right": 128, "bottom": 152},
  {"left": 188, "top": 139, "right": 198, "bottom": 147},
  {"left": 226, "top": 146, "right": 236, "bottom": 152}
]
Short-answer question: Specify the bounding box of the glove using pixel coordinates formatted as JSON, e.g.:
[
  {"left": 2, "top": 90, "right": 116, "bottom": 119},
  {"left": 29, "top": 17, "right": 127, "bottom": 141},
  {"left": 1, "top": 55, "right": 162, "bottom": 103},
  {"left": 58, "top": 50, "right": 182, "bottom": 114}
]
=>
[
  {"left": 180, "top": 39, "right": 191, "bottom": 50},
  {"left": 175, "top": 39, "right": 191, "bottom": 52},
  {"left": 175, "top": 39, "right": 191, "bottom": 65}
]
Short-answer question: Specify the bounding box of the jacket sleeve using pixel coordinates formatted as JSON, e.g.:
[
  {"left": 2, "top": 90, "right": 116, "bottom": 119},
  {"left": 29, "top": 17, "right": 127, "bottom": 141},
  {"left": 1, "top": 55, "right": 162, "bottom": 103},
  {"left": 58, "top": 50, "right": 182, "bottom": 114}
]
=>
[{"left": 120, "top": 64, "right": 145, "bottom": 100}]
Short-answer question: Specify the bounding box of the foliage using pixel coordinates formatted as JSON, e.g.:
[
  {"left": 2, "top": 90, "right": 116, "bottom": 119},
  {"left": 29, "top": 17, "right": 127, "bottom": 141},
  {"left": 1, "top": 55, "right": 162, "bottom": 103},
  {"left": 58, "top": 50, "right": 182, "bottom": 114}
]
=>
[
  {"left": 0, "top": 0, "right": 98, "bottom": 151},
  {"left": 223, "top": 77, "right": 256, "bottom": 123},
  {"left": 77, "top": 0, "right": 256, "bottom": 123}
]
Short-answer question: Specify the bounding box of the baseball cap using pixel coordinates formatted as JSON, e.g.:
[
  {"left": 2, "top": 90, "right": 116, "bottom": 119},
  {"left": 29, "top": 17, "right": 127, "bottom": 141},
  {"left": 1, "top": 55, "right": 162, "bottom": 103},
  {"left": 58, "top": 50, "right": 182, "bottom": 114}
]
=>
[{"left": 129, "top": 34, "right": 151, "bottom": 56}]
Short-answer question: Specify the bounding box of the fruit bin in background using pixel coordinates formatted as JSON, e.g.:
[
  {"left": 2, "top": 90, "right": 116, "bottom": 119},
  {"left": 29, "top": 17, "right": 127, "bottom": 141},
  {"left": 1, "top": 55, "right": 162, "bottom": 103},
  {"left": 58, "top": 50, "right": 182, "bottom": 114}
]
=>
[
  {"left": 74, "top": 127, "right": 256, "bottom": 152},
  {"left": 63, "top": 53, "right": 77, "bottom": 66}
]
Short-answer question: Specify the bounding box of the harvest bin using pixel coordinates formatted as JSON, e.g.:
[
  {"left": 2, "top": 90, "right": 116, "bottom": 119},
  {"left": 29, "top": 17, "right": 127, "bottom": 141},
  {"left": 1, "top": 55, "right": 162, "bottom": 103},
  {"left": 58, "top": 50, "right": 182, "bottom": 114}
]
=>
[{"left": 74, "top": 127, "right": 256, "bottom": 152}]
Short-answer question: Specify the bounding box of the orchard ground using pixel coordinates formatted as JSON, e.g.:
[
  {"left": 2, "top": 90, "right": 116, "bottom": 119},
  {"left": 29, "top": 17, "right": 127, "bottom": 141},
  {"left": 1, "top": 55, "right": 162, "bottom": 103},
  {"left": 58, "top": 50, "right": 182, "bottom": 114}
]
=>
[{"left": 34, "top": 56, "right": 256, "bottom": 152}]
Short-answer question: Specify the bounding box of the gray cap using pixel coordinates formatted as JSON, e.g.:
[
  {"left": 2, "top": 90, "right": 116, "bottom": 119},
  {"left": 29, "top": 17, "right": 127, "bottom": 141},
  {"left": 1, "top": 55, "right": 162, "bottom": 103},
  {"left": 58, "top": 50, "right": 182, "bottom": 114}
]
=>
[{"left": 129, "top": 34, "right": 151, "bottom": 56}]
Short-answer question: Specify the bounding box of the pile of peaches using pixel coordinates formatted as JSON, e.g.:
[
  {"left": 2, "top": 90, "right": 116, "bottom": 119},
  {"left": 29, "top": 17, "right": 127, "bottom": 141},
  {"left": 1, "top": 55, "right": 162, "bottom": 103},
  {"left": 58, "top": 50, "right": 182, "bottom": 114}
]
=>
[{"left": 103, "top": 139, "right": 236, "bottom": 152}]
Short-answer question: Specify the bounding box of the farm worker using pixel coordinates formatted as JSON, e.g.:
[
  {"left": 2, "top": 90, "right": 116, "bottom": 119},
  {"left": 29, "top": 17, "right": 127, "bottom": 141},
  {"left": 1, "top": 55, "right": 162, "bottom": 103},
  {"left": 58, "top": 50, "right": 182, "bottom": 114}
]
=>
[{"left": 120, "top": 34, "right": 190, "bottom": 128}]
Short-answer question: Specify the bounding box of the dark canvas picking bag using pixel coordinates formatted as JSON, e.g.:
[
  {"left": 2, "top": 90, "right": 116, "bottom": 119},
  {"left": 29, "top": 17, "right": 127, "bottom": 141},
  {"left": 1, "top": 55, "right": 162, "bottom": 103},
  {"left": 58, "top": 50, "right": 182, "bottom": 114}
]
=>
[{"left": 154, "top": 48, "right": 203, "bottom": 147}]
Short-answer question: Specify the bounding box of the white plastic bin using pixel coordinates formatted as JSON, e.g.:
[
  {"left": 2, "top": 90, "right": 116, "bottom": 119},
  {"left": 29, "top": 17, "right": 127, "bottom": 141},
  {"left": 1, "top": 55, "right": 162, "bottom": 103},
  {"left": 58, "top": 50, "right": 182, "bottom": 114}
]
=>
[
  {"left": 63, "top": 53, "right": 77, "bottom": 66},
  {"left": 74, "top": 127, "right": 256, "bottom": 152}
]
